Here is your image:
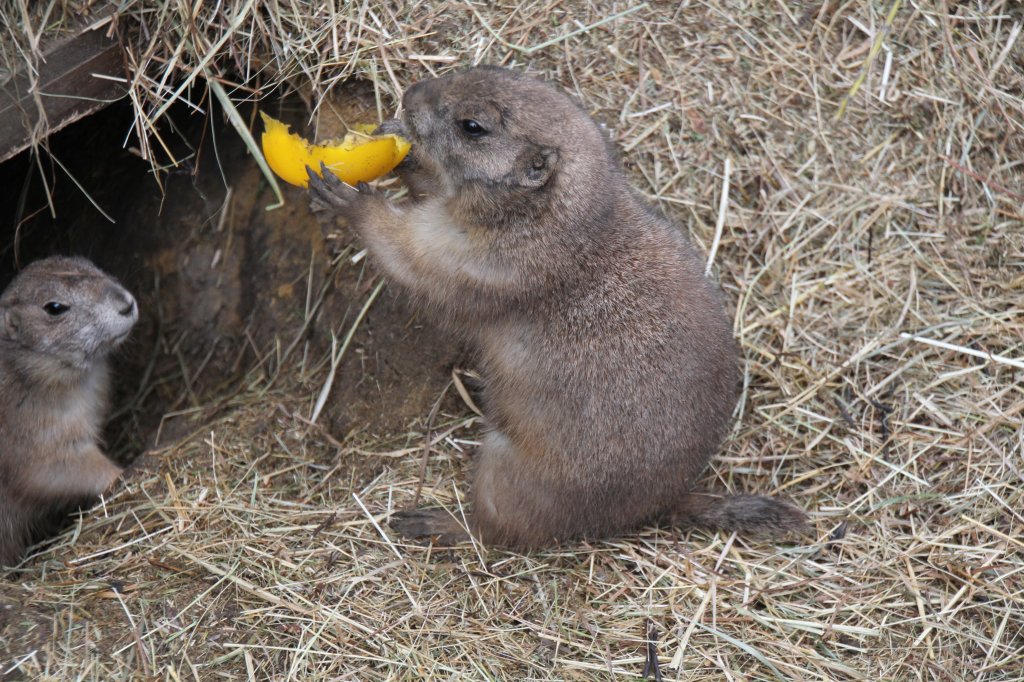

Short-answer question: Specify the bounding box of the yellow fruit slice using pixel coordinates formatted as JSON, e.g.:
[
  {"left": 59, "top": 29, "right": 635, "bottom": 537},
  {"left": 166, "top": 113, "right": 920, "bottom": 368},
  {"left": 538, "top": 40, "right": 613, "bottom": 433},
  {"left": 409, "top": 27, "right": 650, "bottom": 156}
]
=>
[{"left": 259, "top": 112, "right": 411, "bottom": 188}]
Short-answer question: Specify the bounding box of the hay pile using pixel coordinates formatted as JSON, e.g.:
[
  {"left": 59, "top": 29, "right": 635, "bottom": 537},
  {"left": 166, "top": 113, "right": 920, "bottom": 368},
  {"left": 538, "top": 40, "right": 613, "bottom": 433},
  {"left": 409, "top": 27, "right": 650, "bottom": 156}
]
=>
[{"left": 2, "top": 1, "right": 1023, "bottom": 679}]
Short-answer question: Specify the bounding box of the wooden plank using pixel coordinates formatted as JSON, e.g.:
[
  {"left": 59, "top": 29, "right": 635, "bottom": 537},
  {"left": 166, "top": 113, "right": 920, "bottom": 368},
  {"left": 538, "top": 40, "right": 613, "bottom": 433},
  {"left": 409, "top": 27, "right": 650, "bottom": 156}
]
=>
[{"left": 0, "top": 15, "right": 126, "bottom": 164}]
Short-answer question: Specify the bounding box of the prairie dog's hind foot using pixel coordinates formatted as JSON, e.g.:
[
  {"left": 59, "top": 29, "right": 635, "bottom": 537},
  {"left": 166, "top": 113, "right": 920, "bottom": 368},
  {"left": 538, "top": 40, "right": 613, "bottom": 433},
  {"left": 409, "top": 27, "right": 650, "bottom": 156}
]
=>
[{"left": 390, "top": 508, "right": 472, "bottom": 546}]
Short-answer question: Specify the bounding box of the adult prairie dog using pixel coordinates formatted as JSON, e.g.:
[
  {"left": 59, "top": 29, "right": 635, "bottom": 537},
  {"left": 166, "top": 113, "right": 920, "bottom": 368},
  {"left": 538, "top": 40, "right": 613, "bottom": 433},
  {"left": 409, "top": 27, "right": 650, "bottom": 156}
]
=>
[
  {"left": 0, "top": 256, "right": 137, "bottom": 566},
  {"left": 308, "top": 66, "right": 807, "bottom": 548}
]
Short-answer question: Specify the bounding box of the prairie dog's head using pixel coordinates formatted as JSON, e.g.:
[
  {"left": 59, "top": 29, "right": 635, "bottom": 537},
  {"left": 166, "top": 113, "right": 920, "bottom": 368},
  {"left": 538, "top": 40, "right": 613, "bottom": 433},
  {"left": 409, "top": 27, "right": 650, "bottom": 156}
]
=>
[
  {"left": 0, "top": 256, "right": 138, "bottom": 373},
  {"left": 393, "top": 66, "right": 615, "bottom": 217}
]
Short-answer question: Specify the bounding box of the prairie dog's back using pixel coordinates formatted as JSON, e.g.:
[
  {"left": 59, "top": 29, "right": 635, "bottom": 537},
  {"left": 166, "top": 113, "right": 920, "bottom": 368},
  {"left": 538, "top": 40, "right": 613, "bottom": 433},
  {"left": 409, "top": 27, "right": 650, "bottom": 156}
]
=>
[{"left": 0, "top": 256, "right": 137, "bottom": 566}]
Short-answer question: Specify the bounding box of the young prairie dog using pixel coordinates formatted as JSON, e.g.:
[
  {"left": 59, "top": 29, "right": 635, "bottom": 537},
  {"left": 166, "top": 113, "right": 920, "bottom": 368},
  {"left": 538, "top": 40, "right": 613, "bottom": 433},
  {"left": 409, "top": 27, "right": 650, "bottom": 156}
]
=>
[
  {"left": 308, "top": 66, "right": 807, "bottom": 548},
  {"left": 0, "top": 256, "right": 137, "bottom": 566}
]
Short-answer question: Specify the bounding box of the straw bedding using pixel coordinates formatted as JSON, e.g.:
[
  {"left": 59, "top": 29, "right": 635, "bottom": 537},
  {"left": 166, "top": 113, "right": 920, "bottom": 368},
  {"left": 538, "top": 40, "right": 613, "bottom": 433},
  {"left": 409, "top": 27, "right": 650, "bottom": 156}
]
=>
[{"left": 1, "top": 1, "right": 1022, "bottom": 679}]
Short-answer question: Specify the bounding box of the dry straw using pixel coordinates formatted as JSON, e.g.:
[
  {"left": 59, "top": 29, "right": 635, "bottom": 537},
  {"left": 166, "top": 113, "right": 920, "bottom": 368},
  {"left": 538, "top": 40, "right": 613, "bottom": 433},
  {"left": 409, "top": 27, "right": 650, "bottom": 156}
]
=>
[{"left": 2, "top": 1, "right": 1023, "bottom": 680}]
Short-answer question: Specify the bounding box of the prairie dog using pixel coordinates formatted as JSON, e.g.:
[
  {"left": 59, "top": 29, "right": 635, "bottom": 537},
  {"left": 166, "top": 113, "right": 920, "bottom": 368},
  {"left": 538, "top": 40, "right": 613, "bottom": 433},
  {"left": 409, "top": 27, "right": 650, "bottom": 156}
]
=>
[
  {"left": 308, "top": 66, "right": 807, "bottom": 548},
  {"left": 0, "top": 256, "right": 137, "bottom": 566}
]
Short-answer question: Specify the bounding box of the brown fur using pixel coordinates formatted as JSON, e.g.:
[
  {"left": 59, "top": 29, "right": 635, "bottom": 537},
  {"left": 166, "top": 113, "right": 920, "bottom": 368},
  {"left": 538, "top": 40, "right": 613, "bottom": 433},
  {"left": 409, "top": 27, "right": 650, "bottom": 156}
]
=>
[
  {"left": 308, "top": 66, "right": 807, "bottom": 548},
  {"left": 0, "top": 256, "right": 137, "bottom": 566}
]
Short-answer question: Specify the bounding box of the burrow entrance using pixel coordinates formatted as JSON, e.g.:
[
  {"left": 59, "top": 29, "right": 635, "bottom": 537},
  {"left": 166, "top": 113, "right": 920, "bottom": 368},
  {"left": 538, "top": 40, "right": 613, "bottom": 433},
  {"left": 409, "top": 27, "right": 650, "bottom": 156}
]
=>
[{"left": 0, "top": 83, "right": 463, "bottom": 468}]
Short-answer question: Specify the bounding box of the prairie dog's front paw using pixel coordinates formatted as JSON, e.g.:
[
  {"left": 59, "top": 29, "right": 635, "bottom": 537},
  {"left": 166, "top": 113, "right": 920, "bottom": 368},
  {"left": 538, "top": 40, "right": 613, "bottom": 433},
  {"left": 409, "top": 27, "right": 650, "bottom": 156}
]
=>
[{"left": 307, "top": 163, "right": 360, "bottom": 217}]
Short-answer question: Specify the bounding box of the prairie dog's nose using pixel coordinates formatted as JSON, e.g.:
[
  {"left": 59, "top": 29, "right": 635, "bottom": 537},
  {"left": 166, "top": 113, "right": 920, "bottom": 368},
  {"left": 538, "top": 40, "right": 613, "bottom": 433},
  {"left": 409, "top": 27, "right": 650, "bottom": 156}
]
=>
[
  {"left": 108, "top": 284, "right": 137, "bottom": 318},
  {"left": 374, "top": 118, "right": 408, "bottom": 137},
  {"left": 119, "top": 295, "right": 137, "bottom": 319}
]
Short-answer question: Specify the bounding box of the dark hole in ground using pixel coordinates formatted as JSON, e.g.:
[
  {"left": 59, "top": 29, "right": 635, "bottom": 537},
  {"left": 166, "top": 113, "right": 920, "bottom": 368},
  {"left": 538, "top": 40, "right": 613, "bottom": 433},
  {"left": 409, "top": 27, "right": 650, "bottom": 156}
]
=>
[{"left": 0, "top": 81, "right": 460, "bottom": 468}]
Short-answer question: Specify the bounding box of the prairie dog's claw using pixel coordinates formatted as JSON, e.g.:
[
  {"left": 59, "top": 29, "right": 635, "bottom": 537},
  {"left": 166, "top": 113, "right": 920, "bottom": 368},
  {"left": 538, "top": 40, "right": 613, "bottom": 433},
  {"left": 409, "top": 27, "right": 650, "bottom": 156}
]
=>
[{"left": 307, "top": 163, "right": 358, "bottom": 215}]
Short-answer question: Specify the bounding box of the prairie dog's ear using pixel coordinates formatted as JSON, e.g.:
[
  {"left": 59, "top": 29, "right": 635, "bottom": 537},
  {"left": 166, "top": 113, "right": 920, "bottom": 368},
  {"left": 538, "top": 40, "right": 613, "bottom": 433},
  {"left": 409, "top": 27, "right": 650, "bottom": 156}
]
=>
[
  {"left": 2, "top": 308, "right": 19, "bottom": 340},
  {"left": 517, "top": 146, "right": 559, "bottom": 188}
]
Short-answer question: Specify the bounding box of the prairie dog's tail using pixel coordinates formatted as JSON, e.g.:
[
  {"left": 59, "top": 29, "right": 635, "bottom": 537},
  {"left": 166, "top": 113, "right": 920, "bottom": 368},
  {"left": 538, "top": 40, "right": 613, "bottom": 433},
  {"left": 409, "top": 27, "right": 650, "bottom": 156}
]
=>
[{"left": 669, "top": 492, "right": 810, "bottom": 536}]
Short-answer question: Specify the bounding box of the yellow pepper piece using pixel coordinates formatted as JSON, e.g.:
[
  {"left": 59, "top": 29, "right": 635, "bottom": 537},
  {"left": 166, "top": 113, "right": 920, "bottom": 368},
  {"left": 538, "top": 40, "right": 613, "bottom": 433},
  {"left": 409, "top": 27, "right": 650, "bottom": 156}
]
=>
[{"left": 259, "top": 112, "right": 411, "bottom": 188}]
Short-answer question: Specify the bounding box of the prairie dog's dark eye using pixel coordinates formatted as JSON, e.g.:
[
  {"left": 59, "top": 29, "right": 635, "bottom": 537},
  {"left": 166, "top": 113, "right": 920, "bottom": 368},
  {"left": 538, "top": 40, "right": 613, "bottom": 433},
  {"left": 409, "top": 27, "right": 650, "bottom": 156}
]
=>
[
  {"left": 459, "top": 119, "right": 487, "bottom": 137},
  {"left": 43, "top": 302, "right": 70, "bottom": 316}
]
